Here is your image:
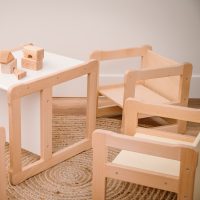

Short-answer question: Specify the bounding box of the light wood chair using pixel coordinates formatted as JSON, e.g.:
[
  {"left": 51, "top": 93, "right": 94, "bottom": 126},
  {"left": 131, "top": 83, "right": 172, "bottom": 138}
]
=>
[
  {"left": 92, "top": 98, "right": 200, "bottom": 200},
  {"left": 90, "top": 45, "right": 192, "bottom": 132},
  {"left": 0, "top": 127, "right": 7, "bottom": 200}
]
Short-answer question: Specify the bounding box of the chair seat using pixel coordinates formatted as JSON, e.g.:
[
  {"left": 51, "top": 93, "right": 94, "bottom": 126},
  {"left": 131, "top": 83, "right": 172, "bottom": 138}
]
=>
[
  {"left": 99, "top": 84, "right": 171, "bottom": 108},
  {"left": 112, "top": 132, "right": 197, "bottom": 177},
  {"left": 113, "top": 149, "right": 180, "bottom": 176}
]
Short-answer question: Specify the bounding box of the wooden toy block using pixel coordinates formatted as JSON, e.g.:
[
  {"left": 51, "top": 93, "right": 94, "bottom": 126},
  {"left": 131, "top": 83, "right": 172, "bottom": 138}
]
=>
[
  {"left": 0, "top": 58, "right": 17, "bottom": 74},
  {"left": 0, "top": 50, "right": 14, "bottom": 64},
  {"left": 21, "top": 57, "right": 43, "bottom": 70},
  {"left": 14, "top": 68, "right": 27, "bottom": 80},
  {"left": 23, "top": 45, "right": 44, "bottom": 60}
]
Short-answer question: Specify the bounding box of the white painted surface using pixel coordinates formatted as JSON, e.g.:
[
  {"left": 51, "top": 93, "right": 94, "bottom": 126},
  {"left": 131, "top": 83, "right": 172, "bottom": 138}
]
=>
[
  {"left": 0, "top": 90, "right": 41, "bottom": 155},
  {"left": 0, "top": 0, "right": 199, "bottom": 97},
  {"left": 0, "top": 51, "right": 82, "bottom": 91},
  {"left": 21, "top": 93, "right": 40, "bottom": 155},
  {"left": 53, "top": 76, "right": 87, "bottom": 97},
  {"left": 0, "top": 51, "right": 83, "bottom": 155}
]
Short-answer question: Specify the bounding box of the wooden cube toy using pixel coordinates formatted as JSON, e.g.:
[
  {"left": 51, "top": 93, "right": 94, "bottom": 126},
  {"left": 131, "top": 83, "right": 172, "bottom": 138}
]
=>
[
  {"left": 22, "top": 45, "right": 44, "bottom": 70},
  {"left": 23, "top": 45, "right": 44, "bottom": 60},
  {"left": 21, "top": 57, "right": 43, "bottom": 70}
]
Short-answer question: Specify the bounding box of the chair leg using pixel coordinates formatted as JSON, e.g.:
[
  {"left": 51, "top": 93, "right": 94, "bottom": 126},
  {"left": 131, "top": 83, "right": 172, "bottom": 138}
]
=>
[
  {"left": 177, "top": 120, "right": 187, "bottom": 134},
  {"left": 178, "top": 148, "right": 198, "bottom": 200},
  {"left": 96, "top": 92, "right": 122, "bottom": 118},
  {"left": 121, "top": 109, "right": 125, "bottom": 133},
  {"left": 92, "top": 132, "right": 107, "bottom": 200},
  {"left": 92, "top": 175, "right": 106, "bottom": 200}
]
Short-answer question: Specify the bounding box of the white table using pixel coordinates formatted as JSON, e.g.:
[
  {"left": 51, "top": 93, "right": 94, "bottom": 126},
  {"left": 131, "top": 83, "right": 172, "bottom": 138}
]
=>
[
  {"left": 0, "top": 50, "right": 98, "bottom": 184},
  {"left": 0, "top": 51, "right": 83, "bottom": 155}
]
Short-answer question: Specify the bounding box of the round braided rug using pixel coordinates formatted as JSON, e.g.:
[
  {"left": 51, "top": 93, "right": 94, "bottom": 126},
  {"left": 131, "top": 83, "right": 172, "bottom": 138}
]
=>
[{"left": 6, "top": 114, "right": 177, "bottom": 200}]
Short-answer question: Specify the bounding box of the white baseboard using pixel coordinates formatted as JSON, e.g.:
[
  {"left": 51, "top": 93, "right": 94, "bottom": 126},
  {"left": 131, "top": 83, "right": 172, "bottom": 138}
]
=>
[{"left": 53, "top": 74, "right": 200, "bottom": 98}]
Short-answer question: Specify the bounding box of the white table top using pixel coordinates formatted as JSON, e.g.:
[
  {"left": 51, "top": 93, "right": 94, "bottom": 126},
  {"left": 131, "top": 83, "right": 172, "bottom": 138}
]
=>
[{"left": 0, "top": 51, "right": 83, "bottom": 91}]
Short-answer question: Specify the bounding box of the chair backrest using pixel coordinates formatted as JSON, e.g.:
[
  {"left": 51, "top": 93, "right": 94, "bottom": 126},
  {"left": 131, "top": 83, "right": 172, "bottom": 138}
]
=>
[
  {"left": 90, "top": 45, "right": 151, "bottom": 85},
  {"left": 124, "top": 98, "right": 200, "bottom": 136},
  {"left": 141, "top": 50, "right": 192, "bottom": 102},
  {"left": 90, "top": 45, "right": 192, "bottom": 104},
  {"left": 90, "top": 45, "right": 151, "bottom": 61},
  {"left": 0, "top": 127, "right": 7, "bottom": 200}
]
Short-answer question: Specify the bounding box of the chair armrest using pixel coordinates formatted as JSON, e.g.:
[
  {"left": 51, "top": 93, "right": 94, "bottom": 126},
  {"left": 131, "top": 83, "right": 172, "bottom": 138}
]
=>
[
  {"left": 123, "top": 63, "right": 192, "bottom": 103},
  {"left": 90, "top": 45, "right": 152, "bottom": 61},
  {"left": 125, "top": 64, "right": 186, "bottom": 82},
  {"left": 92, "top": 129, "right": 196, "bottom": 161},
  {"left": 125, "top": 98, "right": 200, "bottom": 124}
]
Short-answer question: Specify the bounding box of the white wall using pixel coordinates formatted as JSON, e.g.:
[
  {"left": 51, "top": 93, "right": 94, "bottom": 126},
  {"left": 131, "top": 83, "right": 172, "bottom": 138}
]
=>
[{"left": 0, "top": 0, "right": 199, "bottom": 97}]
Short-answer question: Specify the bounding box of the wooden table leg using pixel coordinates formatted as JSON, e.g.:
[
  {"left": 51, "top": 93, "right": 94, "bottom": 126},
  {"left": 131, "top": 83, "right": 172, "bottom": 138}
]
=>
[{"left": 8, "top": 60, "right": 98, "bottom": 185}]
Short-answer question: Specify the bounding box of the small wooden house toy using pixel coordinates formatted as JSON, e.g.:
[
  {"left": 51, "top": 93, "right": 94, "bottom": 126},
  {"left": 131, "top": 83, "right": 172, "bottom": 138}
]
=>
[
  {"left": 0, "top": 50, "right": 14, "bottom": 64},
  {"left": 0, "top": 50, "right": 17, "bottom": 74},
  {"left": 21, "top": 45, "right": 44, "bottom": 70}
]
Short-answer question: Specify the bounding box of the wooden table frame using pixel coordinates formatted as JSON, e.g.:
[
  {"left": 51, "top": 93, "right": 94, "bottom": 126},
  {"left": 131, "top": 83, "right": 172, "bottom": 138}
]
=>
[
  {"left": 0, "top": 127, "right": 7, "bottom": 199},
  {"left": 8, "top": 60, "right": 98, "bottom": 185}
]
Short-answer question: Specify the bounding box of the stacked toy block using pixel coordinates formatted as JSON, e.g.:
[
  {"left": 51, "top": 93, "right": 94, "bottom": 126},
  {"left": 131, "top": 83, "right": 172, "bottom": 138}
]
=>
[
  {"left": 22, "top": 45, "right": 44, "bottom": 70},
  {"left": 0, "top": 50, "right": 27, "bottom": 79},
  {"left": 14, "top": 68, "right": 27, "bottom": 79},
  {"left": 0, "top": 50, "right": 17, "bottom": 74}
]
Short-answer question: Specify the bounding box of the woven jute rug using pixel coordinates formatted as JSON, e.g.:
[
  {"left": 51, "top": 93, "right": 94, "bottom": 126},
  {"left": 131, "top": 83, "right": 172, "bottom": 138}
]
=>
[{"left": 5, "top": 114, "right": 177, "bottom": 200}]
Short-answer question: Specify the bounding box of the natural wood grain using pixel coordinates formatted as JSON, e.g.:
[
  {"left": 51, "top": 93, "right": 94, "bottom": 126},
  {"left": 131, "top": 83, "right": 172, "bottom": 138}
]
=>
[
  {"left": 92, "top": 131, "right": 107, "bottom": 200},
  {"left": 23, "top": 45, "right": 44, "bottom": 60},
  {"left": 0, "top": 59, "right": 17, "bottom": 74},
  {"left": 92, "top": 98, "right": 200, "bottom": 200},
  {"left": 40, "top": 87, "right": 53, "bottom": 161},
  {"left": 8, "top": 60, "right": 98, "bottom": 185},
  {"left": 13, "top": 68, "right": 27, "bottom": 80},
  {"left": 0, "top": 127, "right": 7, "bottom": 200},
  {"left": 21, "top": 57, "right": 43, "bottom": 70},
  {"left": 90, "top": 45, "right": 192, "bottom": 133}
]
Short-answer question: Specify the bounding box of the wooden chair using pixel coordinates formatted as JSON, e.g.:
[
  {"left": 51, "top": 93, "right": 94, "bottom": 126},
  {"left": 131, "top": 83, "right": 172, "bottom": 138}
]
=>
[
  {"left": 0, "top": 127, "right": 7, "bottom": 200},
  {"left": 92, "top": 98, "right": 200, "bottom": 200},
  {"left": 90, "top": 45, "right": 192, "bottom": 132}
]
